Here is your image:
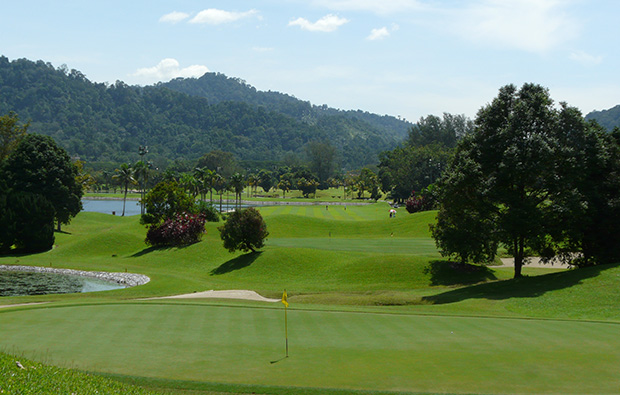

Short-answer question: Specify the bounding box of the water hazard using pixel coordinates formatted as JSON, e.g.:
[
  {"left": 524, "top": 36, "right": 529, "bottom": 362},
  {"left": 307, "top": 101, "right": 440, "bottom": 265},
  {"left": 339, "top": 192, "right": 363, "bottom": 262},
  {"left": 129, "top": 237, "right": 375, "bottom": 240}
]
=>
[{"left": 0, "top": 271, "right": 126, "bottom": 297}]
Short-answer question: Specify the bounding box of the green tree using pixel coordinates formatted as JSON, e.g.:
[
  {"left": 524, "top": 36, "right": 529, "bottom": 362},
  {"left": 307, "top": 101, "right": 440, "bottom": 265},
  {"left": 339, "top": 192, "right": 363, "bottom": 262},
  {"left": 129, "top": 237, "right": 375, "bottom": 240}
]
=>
[
  {"left": 432, "top": 83, "right": 583, "bottom": 278},
  {"left": 7, "top": 192, "right": 56, "bottom": 252},
  {"left": 258, "top": 169, "right": 273, "bottom": 193},
  {"left": 218, "top": 208, "right": 269, "bottom": 253},
  {"left": 407, "top": 113, "right": 472, "bottom": 148},
  {"left": 306, "top": 140, "right": 338, "bottom": 187},
  {"left": 134, "top": 160, "right": 152, "bottom": 215},
  {"left": 196, "top": 150, "right": 238, "bottom": 178},
  {"left": 141, "top": 180, "right": 194, "bottom": 225},
  {"left": 0, "top": 111, "right": 29, "bottom": 161},
  {"left": 356, "top": 168, "right": 380, "bottom": 200},
  {"left": 3, "top": 134, "right": 82, "bottom": 231},
  {"left": 229, "top": 173, "right": 245, "bottom": 209},
  {"left": 277, "top": 175, "right": 292, "bottom": 198},
  {"left": 113, "top": 163, "right": 136, "bottom": 217},
  {"left": 546, "top": 115, "right": 620, "bottom": 266}
]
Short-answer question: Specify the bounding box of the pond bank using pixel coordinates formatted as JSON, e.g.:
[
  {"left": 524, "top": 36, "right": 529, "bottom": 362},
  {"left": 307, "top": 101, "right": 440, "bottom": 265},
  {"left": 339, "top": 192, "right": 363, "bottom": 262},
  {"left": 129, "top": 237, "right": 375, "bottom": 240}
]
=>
[{"left": 0, "top": 265, "right": 150, "bottom": 287}]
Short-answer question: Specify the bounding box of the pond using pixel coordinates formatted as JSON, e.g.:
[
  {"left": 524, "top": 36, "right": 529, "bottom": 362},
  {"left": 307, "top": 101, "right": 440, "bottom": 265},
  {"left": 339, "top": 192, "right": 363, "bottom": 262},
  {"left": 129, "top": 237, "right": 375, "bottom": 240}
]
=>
[
  {"left": 81, "top": 198, "right": 142, "bottom": 216},
  {"left": 0, "top": 271, "right": 126, "bottom": 297},
  {"left": 81, "top": 198, "right": 246, "bottom": 216}
]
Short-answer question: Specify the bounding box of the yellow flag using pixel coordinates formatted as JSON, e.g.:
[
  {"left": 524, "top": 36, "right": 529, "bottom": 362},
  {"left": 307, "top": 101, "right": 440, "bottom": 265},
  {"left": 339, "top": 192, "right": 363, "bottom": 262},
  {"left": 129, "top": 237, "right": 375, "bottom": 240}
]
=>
[{"left": 281, "top": 290, "right": 289, "bottom": 308}]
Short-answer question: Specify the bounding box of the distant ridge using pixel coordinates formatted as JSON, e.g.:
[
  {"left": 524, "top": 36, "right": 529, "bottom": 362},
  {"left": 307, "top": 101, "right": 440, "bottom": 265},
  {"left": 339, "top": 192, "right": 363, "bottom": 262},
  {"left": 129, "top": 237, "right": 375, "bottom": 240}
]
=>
[
  {"left": 586, "top": 104, "right": 620, "bottom": 131},
  {"left": 0, "top": 56, "right": 411, "bottom": 169}
]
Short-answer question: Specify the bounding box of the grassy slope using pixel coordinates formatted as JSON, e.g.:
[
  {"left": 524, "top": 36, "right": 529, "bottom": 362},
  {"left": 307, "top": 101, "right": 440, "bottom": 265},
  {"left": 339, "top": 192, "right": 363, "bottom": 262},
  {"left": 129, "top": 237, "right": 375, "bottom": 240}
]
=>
[{"left": 1, "top": 203, "right": 620, "bottom": 394}]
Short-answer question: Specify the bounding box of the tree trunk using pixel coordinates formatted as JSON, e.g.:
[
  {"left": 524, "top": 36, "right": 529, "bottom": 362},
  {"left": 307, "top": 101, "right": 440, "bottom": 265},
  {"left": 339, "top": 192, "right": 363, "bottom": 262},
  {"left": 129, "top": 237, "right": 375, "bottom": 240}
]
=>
[
  {"left": 513, "top": 237, "right": 524, "bottom": 278},
  {"left": 122, "top": 186, "right": 128, "bottom": 217}
]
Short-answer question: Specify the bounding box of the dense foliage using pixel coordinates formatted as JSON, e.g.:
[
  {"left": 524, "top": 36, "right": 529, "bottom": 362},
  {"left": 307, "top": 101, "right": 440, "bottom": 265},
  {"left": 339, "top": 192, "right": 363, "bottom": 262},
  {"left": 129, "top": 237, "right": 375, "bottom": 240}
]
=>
[
  {"left": 2, "top": 133, "right": 82, "bottom": 232},
  {"left": 378, "top": 113, "right": 469, "bottom": 203},
  {"left": 218, "top": 208, "right": 269, "bottom": 253},
  {"left": 431, "top": 84, "right": 620, "bottom": 277},
  {"left": 141, "top": 181, "right": 194, "bottom": 225},
  {"left": 145, "top": 212, "right": 207, "bottom": 247},
  {"left": 0, "top": 56, "right": 409, "bottom": 170}
]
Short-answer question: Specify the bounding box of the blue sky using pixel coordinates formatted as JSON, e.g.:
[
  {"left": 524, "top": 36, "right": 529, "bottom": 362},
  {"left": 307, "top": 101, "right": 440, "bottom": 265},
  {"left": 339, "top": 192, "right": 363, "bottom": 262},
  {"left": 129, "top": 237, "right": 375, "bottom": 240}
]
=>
[{"left": 2, "top": 0, "right": 619, "bottom": 122}]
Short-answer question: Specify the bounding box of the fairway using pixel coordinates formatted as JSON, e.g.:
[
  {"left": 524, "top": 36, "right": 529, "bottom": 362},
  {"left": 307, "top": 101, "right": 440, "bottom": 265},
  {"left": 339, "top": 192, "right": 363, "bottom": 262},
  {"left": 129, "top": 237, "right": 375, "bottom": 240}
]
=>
[
  {"left": 1, "top": 206, "right": 618, "bottom": 394},
  {"left": 268, "top": 237, "right": 439, "bottom": 256},
  {"left": 1, "top": 303, "right": 619, "bottom": 394}
]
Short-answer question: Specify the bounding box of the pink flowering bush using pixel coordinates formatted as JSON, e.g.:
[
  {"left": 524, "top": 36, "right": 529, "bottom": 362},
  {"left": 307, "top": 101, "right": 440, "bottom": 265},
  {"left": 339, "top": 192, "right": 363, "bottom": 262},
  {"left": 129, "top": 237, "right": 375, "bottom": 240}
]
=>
[{"left": 145, "top": 212, "right": 206, "bottom": 247}]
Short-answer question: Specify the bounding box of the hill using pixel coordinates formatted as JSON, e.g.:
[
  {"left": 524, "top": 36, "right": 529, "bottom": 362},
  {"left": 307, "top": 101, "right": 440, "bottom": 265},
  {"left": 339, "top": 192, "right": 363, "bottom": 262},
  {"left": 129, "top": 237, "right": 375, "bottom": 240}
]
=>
[
  {"left": 161, "top": 72, "right": 409, "bottom": 142},
  {"left": 0, "top": 56, "right": 411, "bottom": 169},
  {"left": 586, "top": 104, "right": 620, "bottom": 131}
]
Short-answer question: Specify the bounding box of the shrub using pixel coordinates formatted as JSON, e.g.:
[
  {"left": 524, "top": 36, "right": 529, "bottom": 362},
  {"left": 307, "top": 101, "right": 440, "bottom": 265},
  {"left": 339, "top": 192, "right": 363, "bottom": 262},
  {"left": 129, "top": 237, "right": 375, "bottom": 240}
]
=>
[
  {"left": 405, "top": 190, "right": 432, "bottom": 214},
  {"left": 194, "top": 200, "right": 220, "bottom": 222},
  {"left": 145, "top": 212, "right": 206, "bottom": 247},
  {"left": 218, "top": 208, "right": 268, "bottom": 253}
]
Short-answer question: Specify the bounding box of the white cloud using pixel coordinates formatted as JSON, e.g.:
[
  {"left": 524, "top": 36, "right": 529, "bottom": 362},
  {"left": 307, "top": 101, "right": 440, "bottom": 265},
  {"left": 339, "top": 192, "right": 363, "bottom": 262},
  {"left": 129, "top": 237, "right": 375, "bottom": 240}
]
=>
[
  {"left": 189, "top": 9, "right": 258, "bottom": 25},
  {"left": 132, "top": 59, "right": 209, "bottom": 83},
  {"left": 455, "top": 0, "right": 579, "bottom": 52},
  {"left": 367, "top": 24, "right": 399, "bottom": 41},
  {"left": 569, "top": 50, "right": 603, "bottom": 66},
  {"left": 312, "top": 0, "right": 426, "bottom": 15},
  {"left": 367, "top": 27, "right": 390, "bottom": 41},
  {"left": 159, "top": 11, "right": 190, "bottom": 24},
  {"left": 288, "top": 14, "right": 349, "bottom": 32}
]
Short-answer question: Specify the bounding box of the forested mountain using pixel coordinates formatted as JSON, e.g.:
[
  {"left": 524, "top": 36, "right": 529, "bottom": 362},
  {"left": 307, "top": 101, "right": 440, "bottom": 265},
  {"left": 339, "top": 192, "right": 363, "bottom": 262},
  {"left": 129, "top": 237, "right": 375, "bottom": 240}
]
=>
[
  {"left": 586, "top": 105, "right": 620, "bottom": 132},
  {"left": 161, "top": 73, "right": 409, "bottom": 142},
  {"left": 0, "top": 56, "right": 411, "bottom": 170}
]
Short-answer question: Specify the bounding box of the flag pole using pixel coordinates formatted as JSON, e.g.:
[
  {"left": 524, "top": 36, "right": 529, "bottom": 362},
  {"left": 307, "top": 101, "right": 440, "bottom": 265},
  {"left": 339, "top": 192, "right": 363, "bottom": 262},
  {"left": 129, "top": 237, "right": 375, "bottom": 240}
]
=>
[
  {"left": 282, "top": 289, "right": 289, "bottom": 358},
  {"left": 285, "top": 303, "right": 289, "bottom": 357}
]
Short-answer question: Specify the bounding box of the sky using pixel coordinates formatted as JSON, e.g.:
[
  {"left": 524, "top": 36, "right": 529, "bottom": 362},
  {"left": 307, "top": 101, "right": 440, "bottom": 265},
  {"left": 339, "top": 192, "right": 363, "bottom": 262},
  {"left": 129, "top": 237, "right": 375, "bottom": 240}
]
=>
[{"left": 2, "top": 0, "right": 619, "bottom": 122}]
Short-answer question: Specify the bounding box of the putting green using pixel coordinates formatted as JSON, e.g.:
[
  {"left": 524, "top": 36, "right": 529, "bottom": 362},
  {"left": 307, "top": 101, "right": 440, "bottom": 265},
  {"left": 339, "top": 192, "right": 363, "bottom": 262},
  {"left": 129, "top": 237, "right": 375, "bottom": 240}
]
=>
[{"left": 1, "top": 303, "right": 619, "bottom": 394}]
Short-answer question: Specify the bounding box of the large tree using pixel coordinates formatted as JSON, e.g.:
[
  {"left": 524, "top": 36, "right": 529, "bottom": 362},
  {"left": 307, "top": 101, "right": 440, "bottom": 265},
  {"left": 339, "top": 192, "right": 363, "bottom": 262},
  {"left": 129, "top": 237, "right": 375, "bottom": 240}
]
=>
[
  {"left": 306, "top": 140, "right": 338, "bottom": 187},
  {"left": 3, "top": 134, "right": 82, "bottom": 231},
  {"left": 432, "top": 84, "right": 589, "bottom": 278},
  {"left": 218, "top": 208, "right": 269, "bottom": 253}
]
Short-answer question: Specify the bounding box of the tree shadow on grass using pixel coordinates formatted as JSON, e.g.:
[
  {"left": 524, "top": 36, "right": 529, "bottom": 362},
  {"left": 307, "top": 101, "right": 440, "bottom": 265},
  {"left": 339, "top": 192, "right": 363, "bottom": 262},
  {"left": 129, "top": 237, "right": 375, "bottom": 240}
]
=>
[
  {"left": 130, "top": 242, "right": 200, "bottom": 257},
  {"left": 130, "top": 246, "right": 169, "bottom": 257},
  {"left": 423, "top": 262, "right": 616, "bottom": 305},
  {"left": 424, "top": 260, "right": 498, "bottom": 286},
  {"left": 210, "top": 252, "right": 262, "bottom": 275}
]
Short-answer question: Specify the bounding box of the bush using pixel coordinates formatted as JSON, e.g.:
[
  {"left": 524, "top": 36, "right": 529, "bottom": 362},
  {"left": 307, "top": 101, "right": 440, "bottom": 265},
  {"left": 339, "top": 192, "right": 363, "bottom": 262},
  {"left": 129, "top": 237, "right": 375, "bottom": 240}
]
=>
[
  {"left": 194, "top": 200, "right": 220, "bottom": 222},
  {"left": 0, "top": 191, "right": 55, "bottom": 253},
  {"left": 141, "top": 181, "right": 194, "bottom": 225},
  {"left": 145, "top": 212, "right": 206, "bottom": 247},
  {"left": 405, "top": 190, "right": 433, "bottom": 214},
  {"left": 218, "top": 208, "right": 268, "bottom": 253}
]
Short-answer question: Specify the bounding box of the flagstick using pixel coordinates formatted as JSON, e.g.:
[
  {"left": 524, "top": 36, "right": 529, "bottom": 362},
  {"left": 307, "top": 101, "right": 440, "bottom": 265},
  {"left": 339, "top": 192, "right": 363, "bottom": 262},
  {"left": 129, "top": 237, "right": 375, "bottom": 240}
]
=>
[{"left": 284, "top": 304, "right": 289, "bottom": 358}]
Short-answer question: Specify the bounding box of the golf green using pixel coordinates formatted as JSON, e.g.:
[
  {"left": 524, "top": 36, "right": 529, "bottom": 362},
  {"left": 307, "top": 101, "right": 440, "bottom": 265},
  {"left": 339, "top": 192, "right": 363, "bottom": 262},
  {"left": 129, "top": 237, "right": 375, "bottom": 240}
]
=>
[{"left": 1, "top": 303, "right": 618, "bottom": 394}]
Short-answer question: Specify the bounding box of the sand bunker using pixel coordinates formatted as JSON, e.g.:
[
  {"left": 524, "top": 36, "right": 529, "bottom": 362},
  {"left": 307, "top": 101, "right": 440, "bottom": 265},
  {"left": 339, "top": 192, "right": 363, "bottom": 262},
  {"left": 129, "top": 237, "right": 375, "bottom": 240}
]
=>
[{"left": 145, "top": 290, "right": 280, "bottom": 302}]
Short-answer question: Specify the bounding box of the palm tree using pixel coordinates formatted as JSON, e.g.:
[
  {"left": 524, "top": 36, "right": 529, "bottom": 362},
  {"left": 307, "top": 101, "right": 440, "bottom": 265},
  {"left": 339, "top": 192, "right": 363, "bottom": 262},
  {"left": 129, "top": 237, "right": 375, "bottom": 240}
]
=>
[
  {"left": 213, "top": 173, "right": 226, "bottom": 212},
  {"left": 113, "top": 163, "right": 136, "bottom": 216},
  {"left": 133, "top": 160, "right": 152, "bottom": 215},
  {"left": 230, "top": 173, "right": 245, "bottom": 209}
]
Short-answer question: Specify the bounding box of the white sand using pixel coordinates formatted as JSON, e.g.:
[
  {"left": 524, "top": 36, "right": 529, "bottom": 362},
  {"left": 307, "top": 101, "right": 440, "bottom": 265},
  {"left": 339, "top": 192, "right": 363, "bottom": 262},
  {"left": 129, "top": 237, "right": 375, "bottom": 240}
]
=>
[{"left": 143, "top": 290, "right": 280, "bottom": 302}]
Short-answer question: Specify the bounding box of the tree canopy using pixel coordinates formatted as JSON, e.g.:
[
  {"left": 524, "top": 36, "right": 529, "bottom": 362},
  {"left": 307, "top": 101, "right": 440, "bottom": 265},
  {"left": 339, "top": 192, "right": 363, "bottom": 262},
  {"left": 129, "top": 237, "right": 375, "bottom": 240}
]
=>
[
  {"left": 3, "top": 133, "right": 82, "bottom": 231},
  {"left": 218, "top": 208, "right": 269, "bottom": 253},
  {"left": 431, "top": 83, "right": 620, "bottom": 277}
]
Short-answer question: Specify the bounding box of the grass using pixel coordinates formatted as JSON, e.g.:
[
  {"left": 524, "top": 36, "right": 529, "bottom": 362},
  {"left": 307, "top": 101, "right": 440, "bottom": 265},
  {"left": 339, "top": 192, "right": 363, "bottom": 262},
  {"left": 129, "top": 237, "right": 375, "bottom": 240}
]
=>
[
  {"left": 0, "top": 351, "right": 161, "bottom": 394},
  {"left": 1, "top": 202, "right": 619, "bottom": 394}
]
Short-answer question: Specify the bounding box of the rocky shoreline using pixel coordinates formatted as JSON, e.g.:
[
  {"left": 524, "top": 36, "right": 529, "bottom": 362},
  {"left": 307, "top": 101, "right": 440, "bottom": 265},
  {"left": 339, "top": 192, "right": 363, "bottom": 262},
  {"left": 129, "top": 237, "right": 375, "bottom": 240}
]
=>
[{"left": 0, "top": 265, "right": 150, "bottom": 287}]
